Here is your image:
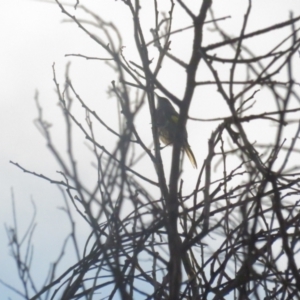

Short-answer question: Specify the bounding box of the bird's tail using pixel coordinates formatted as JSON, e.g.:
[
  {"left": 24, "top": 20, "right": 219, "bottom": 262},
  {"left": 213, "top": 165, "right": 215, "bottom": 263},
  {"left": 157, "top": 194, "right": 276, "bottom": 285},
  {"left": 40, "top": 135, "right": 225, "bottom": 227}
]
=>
[{"left": 184, "top": 143, "right": 197, "bottom": 169}]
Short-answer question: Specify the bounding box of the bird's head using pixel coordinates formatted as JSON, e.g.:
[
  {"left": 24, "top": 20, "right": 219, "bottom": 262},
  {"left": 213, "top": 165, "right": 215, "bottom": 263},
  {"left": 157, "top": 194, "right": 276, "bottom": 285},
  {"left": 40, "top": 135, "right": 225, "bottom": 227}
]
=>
[{"left": 156, "top": 95, "right": 174, "bottom": 111}]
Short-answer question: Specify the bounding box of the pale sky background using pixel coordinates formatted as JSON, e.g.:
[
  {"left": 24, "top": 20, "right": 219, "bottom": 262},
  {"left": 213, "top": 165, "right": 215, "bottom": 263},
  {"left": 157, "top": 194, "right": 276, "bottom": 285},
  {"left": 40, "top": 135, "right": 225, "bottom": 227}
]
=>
[{"left": 1, "top": 0, "right": 300, "bottom": 299}]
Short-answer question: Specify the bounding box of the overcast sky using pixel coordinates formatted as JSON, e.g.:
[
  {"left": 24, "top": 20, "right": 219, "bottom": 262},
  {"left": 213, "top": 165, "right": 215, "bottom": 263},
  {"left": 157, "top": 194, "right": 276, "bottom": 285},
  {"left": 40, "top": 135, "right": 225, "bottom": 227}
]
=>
[{"left": 1, "top": 1, "right": 299, "bottom": 299}]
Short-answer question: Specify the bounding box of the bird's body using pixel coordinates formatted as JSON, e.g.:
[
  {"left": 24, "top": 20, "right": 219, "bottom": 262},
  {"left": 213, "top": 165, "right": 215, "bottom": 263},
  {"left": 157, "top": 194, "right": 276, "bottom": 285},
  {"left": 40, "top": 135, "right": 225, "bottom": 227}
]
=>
[{"left": 156, "top": 95, "right": 197, "bottom": 169}]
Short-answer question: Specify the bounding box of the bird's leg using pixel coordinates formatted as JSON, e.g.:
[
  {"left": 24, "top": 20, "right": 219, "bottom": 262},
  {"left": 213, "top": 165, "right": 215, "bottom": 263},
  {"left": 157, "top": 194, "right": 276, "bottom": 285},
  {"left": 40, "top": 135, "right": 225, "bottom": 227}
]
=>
[
  {"left": 159, "top": 143, "right": 172, "bottom": 150},
  {"left": 153, "top": 142, "right": 172, "bottom": 151}
]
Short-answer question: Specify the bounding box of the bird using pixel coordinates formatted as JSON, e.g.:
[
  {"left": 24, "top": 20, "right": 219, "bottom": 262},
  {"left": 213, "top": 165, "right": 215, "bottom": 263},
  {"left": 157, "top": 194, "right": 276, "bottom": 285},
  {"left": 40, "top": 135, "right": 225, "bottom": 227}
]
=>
[{"left": 156, "top": 95, "right": 197, "bottom": 169}]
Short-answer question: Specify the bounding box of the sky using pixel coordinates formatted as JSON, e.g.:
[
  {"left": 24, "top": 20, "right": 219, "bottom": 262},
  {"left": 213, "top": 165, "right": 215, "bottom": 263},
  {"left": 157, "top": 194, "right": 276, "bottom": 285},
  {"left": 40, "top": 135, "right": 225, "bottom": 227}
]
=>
[{"left": 0, "top": 0, "right": 300, "bottom": 299}]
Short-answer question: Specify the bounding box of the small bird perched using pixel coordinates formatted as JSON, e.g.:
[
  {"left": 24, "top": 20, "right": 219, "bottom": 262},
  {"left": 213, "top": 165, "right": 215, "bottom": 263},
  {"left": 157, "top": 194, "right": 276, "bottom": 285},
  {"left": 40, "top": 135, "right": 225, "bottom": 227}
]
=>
[{"left": 156, "top": 95, "right": 197, "bottom": 168}]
